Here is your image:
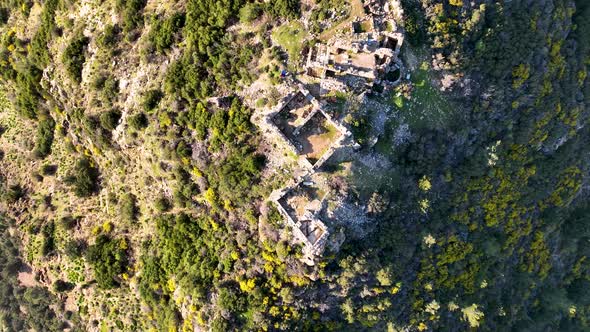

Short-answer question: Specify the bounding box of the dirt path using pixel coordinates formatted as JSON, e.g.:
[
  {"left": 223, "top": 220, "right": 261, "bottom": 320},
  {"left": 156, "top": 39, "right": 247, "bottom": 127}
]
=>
[{"left": 320, "top": 0, "right": 365, "bottom": 41}]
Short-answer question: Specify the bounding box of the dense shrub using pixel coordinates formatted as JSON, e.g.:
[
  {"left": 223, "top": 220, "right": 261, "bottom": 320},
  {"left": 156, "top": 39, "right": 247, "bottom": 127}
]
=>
[
  {"left": 33, "top": 114, "right": 55, "bottom": 158},
  {"left": 41, "top": 164, "right": 57, "bottom": 176},
  {"left": 28, "top": 0, "right": 58, "bottom": 69},
  {"left": 148, "top": 13, "right": 185, "bottom": 53},
  {"left": 15, "top": 68, "right": 42, "bottom": 119},
  {"left": 40, "top": 221, "right": 55, "bottom": 256},
  {"left": 86, "top": 235, "right": 128, "bottom": 289},
  {"left": 4, "top": 184, "right": 24, "bottom": 203},
  {"left": 99, "top": 109, "right": 121, "bottom": 131},
  {"left": 62, "top": 35, "right": 89, "bottom": 83},
  {"left": 119, "top": 193, "right": 138, "bottom": 222},
  {"left": 64, "top": 239, "right": 85, "bottom": 258},
  {"left": 66, "top": 158, "right": 100, "bottom": 197},
  {"left": 120, "top": 0, "right": 147, "bottom": 34},
  {"left": 266, "top": 0, "right": 300, "bottom": 19},
  {"left": 97, "top": 24, "right": 119, "bottom": 49},
  {"left": 0, "top": 219, "right": 67, "bottom": 331},
  {"left": 142, "top": 89, "right": 163, "bottom": 112},
  {"left": 0, "top": 8, "right": 9, "bottom": 25},
  {"left": 52, "top": 280, "right": 74, "bottom": 292},
  {"left": 154, "top": 196, "right": 171, "bottom": 212},
  {"left": 175, "top": 140, "right": 191, "bottom": 160},
  {"left": 239, "top": 3, "right": 263, "bottom": 23},
  {"left": 129, "top": 112, "right": 148, "bottom": 130}
]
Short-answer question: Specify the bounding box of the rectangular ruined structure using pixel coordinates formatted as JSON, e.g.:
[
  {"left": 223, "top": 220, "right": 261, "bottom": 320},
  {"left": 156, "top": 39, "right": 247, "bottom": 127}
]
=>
[
  {"left": 305, "top": 21, "right": 404, "bottom": 94},
  {"left": 267, "top": 85, "right": 350, "bottom": 170},
  {"left": 271, "top": 178, "right": 330, "bottom": 258},
  {"left": 265, "top": 85, "right": 350, "bottom": 260}
]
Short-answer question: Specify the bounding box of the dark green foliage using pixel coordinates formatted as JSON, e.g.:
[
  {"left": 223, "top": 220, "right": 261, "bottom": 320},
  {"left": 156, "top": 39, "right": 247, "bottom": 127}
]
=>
[
  {"left": 0, "top": 7, "right": 9, "bottom": 25},
  {"left": 142, "top": 89, "right": 163, "bottom": 112},
  {"left": 66, "top": 158, "right": 100, "bottom": 197},
  {"left": 129, "top": 112, "right": 148, "bottom": 130},
  {"left": 97, "top": 24, "right": 119, "bottom": 49},
  {"left": 138, "top": 214, "right": 215, "bottom": 309},
  {"left": 164, "top": 0, "right": 261, "bottom": 102},
  {"left": 40, "top": 221, "right": 55, "bottom": 256},
  {"left": 175, "top": 140, "right": 191, "bottom": 160},
  {"left": 52, "top": 279, "right": 74, "bottom": 292},
  {"left": 120, "top": 193, "right": 138, "bottom": 222},
  {"left": 207, "top": 149, "right": 264, "bottom": 203},
  {"left": 28, "top": 0, "right": 58, "bottom": 69},
  {"left": 349, "top": 115, "right": 370, "bottom": 145},
  {"left": 94, "top": 74, "right": 119, "bottom": 103},
  {"left": 119, "top": 0, "right": 147, "bottom": 34},
  {"left": 148, "top": 13, "right": 185, "bottom": 53},
  {"left": 64, "top": 239, "right": 85, "bottom": 258},
  {"left": 3, "top": 184, "right": 24, "bottom": 203},
  {"left": 399, "top": 0, "right": 426, "bottom": 45},
  {"left": 62, "top": 35, "right": 89, "bottom": 83},
  {"left": 266, "top": 0, "right": 300, "bottom": 19},
  {"left": 33, "top": 114, "right": 55, "bottom": 158},
  {"left": 86, "top": 235, "right": 127, "bottom": 289},
  {"left": 239, "top": 3, "right": 263, "bottom": 23},
  {"left": 41, "top": 164, "right": 57, "bottom": 176},
  {"left": 99, "top": 109, "right": 121, "bottom": 131},
  {"left": 154, "top": 196, "right": 171, "bottom": 212},
  {"left": 59, "top": 216, "right": 77, "bottom": 231},
  {"left": 15, "top": 67, "right": 42, "bottom": 119}
]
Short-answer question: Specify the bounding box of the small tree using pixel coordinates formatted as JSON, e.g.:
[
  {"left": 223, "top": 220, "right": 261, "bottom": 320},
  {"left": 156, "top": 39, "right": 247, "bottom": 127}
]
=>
[
  {"left": 154, "top": 196, "right": 171, "bottom": 212},
  {"left": 120, "top": 193, "right": 138, "bottom": 222},
  {"left": 67, "top": 158, "right": 100, "bottom": 197},
  {"left": 129, "top": 112, "right": 148, "bottom": 130}
]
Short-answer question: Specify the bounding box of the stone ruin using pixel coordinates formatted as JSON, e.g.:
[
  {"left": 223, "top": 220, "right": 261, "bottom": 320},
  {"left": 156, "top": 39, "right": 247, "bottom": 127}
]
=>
[
  {"left": 264, "top": 83, "right": 350, "bottom": 262},
  {"left": 304, "top": 18, "right": 404, "bottom": 95},
  {"left": 255, "top": 1, "right": 406, "bottom": 263}
]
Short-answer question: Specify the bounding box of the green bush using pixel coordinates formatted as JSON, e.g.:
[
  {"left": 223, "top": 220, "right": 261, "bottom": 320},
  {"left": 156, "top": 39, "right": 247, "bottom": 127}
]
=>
[
  {"left": 148, "top": 13, "right": 184, "bottom": 53},
  {"left": 94, "top": 74, "right": 119, "bottom": 103},
  {"left": 154, "top": 196, "right": 171, "bottom": 212},
  {"left": 52, "top": 280, "right": 74, "bottom": 292},
  {"left": 40, "top": 221, "right": 55, "bottom": 256},
  {"left": 97, "top": 24, "right": 119, "bottom": 49},
  {"left": 0, "top": 8, "right": 9, "bottom": 25},
  {"left": 4, "top": 184, "right": 24, "bottom": 203},
  {"left": 175, "top": 140, "right": 191, "bottom": 160},
  {"left": 239, "top": 3, "right": 263, "bottom": 23},
  {"left": 142, "top": 89, "right": 163, "bottom": 112},
  {"left": 66, "top": 158, "right": 100, "bottom": 197},
  {"left": 64, "top": 239, "right": 85, "bottom": 258},
  {"left": 120, "top": 193, "right": 138, "bottom": 222},
  {"left": 33, "top": 114, "right": 55, "bottom": 158},
  {"left": 62, "top": 35, "right": 89, "bottom": 83},
  {"left": 86, "top": 235, "right": 128, "bottom": 289},
  {"left": 265, "top": 0, "right": 300, "bottom": 19},
  {"left": 99, "top": 109, "right": 121, "bottom": 131},
  {"left": 59, "top": 216, "right": 77, "bottom": 230},
  {"left": 129, "top": 112, "right": 148, "bottom": 130},
  {"left": 40, "top": 164, "right": 57, "bottom": 176},
  {"left": 28, "top": 0, "right": 58, "bottom": 69},
  {"left": 15, "top": 68, "right": 42, "bottom": 119},
  {"left": 120, "top": 0, "right": 147, "bottom": 34}
]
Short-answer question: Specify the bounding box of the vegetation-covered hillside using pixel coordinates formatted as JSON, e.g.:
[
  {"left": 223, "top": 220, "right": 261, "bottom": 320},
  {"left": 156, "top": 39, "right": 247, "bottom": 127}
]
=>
[{"left": 0, "top": 0, "right": 588, "bottom": 331}]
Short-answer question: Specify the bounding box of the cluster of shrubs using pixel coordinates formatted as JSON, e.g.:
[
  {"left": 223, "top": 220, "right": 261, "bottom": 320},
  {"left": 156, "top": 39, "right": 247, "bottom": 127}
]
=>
[
  {"left": 86, "top": 234, "right": 128, "bottom": 289},
  {"left": 64, "top": 158, "right": 100, "bottom": 197},
  {"left": 147, "top": 13, "right": 185, "bottom": 53},
  {"left": 62, "top": 35, "right": 89, "bottom": 83}
]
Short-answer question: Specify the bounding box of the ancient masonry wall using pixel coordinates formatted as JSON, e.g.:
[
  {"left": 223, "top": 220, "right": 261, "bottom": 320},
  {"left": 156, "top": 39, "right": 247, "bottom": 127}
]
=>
[{"left": 264, "top": 83, "right": 352, "bottom": 260}]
